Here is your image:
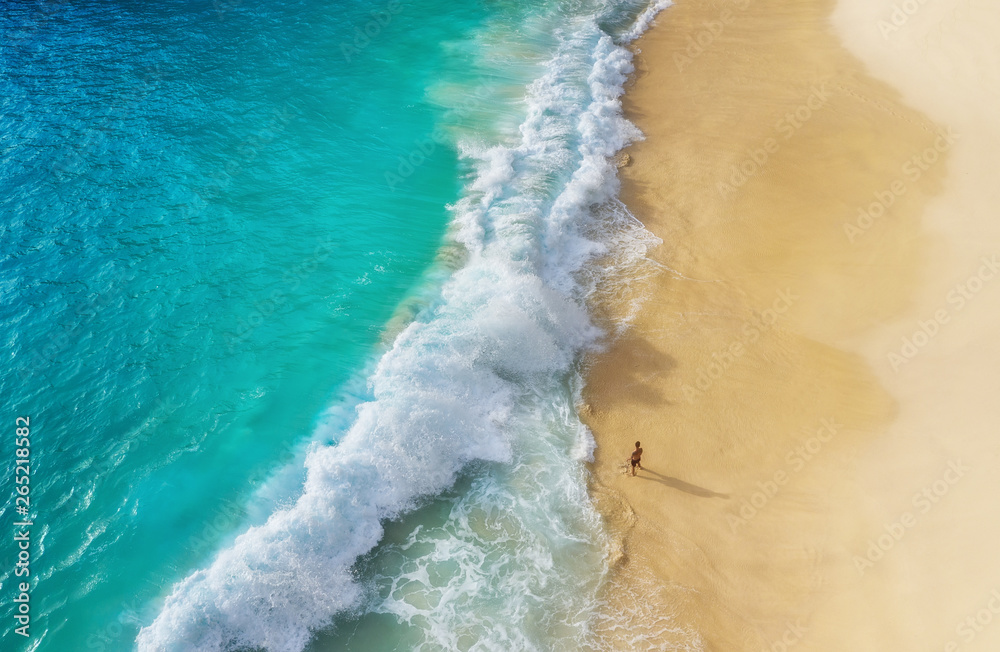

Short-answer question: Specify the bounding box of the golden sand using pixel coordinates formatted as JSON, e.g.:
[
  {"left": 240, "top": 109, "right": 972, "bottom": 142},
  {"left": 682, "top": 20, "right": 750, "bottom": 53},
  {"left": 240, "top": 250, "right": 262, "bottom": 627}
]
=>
[{"left": 585, "top": 0, "right": 1000, "bottom": 649}]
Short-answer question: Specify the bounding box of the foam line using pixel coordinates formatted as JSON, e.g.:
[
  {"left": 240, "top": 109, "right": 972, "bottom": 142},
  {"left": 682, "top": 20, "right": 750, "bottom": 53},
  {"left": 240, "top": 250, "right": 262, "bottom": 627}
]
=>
[{"left": 137, "top": 3, "right": 671, "bottom": 650}]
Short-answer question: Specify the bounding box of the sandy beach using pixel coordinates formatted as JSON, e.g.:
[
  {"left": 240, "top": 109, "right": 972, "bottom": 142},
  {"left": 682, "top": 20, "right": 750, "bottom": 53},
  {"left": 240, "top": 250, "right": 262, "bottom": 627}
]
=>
[{"left": 585, "top": 0, "right": 1000, "bottom": 649}]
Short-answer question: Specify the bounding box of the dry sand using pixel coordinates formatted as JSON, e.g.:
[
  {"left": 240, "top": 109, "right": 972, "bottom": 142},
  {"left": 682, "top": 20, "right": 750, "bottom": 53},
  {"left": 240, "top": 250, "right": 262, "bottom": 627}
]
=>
[{"left": 584, "top": 0, "right": 1000, "bottom": 649}]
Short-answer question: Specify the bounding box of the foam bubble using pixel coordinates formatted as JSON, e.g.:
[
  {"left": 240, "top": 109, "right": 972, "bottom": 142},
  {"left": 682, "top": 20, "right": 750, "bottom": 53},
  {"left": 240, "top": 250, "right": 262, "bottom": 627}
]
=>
[
  {"left": 620, "top": 0, "right": 674, "bottom": 44},
  {"left": 137, "top": 3, "right": 675, "bottom": 651}
]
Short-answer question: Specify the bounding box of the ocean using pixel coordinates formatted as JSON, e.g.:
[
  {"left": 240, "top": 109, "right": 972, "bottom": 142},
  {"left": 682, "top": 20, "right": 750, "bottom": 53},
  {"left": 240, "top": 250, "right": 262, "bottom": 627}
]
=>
[{"left": 0, "top": 1, "right": 674, "bottom": 650}]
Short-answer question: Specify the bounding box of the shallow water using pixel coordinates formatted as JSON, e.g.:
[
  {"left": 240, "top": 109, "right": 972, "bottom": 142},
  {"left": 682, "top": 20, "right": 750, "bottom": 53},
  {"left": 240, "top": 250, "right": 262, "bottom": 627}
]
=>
[{"left": 0, "top": 1, "right": 679, "bottom": 650}]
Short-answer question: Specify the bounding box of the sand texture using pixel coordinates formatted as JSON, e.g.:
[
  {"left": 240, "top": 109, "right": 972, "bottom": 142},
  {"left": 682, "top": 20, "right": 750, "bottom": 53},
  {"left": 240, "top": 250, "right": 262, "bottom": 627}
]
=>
[{"left": 585, "top": 0, "right": 1000, "bottom": 649}]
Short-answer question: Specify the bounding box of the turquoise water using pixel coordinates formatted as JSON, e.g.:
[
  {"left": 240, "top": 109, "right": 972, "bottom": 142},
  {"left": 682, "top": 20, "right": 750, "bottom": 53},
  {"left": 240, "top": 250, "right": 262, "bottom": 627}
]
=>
[{"left": 1, "top": 1, "right": 677, "bottom": 651}]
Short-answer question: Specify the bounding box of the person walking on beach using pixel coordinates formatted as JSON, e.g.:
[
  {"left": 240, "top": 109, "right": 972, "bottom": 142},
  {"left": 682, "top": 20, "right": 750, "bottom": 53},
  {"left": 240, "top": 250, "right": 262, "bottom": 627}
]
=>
[{"left": 629, "top": 441, "right": 643, "bottom": 476}]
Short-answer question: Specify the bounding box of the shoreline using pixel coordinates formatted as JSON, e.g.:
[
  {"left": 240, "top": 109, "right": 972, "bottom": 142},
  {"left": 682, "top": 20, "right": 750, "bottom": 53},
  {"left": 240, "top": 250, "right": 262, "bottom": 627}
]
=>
[{"left": 586, "top": 0, "right": 1000, "bottom": 649}]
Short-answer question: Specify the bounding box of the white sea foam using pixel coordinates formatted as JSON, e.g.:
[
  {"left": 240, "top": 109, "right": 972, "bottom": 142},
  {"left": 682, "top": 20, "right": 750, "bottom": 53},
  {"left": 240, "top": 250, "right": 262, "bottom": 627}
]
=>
[
  {"left": 137, "top": 3, "right": 674, "bottom": 651},
  {"left": 620, "top": 0, "right": 673, "bottom": 44}
]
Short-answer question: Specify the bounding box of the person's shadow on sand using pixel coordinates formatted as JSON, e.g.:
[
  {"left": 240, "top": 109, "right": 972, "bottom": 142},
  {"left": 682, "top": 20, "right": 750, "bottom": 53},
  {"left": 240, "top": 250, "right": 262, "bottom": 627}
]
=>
[{"left": 637, "top": 468, "right": 729, "bottom": 499}]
